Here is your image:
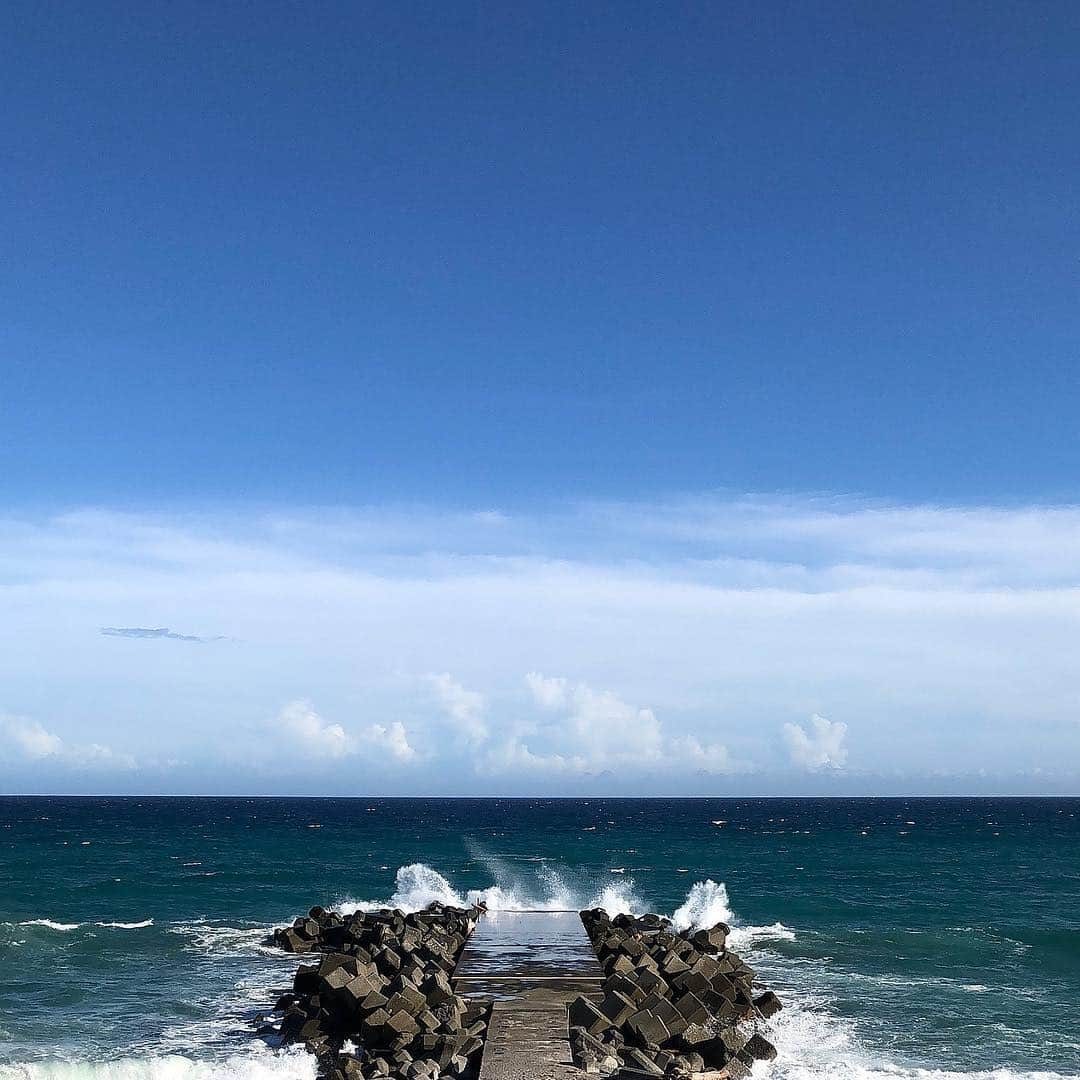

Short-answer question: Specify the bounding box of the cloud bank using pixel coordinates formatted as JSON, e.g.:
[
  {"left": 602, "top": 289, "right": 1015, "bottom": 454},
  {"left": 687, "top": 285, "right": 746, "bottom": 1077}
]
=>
[{"left": 1, "top": 494, "right": 1078, "bottom": 793}]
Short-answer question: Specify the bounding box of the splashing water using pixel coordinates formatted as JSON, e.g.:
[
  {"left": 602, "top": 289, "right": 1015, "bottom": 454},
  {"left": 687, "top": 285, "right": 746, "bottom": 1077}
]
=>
[
  {"left": 336, "top": 862, "right": 646, "bottom": 915},
  {"left": 671, "top": 879, "right": 734, "bottom": 931},
  {"left": 593, "top": 881, "right": 642, "bottom": 915}
]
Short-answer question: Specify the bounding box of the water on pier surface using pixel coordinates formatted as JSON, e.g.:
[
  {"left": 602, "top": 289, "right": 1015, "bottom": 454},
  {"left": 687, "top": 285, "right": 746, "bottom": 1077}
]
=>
[
  {"left": 1, "top": 797, "right": 1079, "bottom": 1079},
  {"left": 453, "top": 910, "right": 603, "bottom": 1000}
]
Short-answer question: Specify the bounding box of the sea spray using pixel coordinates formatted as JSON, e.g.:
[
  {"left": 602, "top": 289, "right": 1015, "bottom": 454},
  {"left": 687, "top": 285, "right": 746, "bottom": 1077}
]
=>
[
  {"left": 334, "top": 862, "right": 645, "bottom": 915},
  {"left": 671, "top": 879, "right": 734, "bottom": 931},
  {"left": 0, "top": 1048, "right": 318, "bottom": 1080}
]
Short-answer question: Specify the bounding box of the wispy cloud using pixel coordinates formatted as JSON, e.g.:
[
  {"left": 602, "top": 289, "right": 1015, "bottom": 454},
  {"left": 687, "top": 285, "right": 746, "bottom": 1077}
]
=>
[{"left": 101, "top": 627, "right": 224, "bottom": 643}]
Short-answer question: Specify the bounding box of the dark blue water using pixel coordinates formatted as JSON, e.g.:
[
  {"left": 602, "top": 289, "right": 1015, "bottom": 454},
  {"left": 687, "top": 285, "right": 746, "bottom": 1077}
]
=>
[{"left": 1, "top": 797, "right": 1077, "bottom": 1079}]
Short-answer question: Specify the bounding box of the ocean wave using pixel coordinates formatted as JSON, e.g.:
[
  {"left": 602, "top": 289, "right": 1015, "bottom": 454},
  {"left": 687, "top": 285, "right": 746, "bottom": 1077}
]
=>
[
  {"left": 167, "top": 922, "right": 286, "bottom": 958},
  {"left": 758, "top": 988, "right": 1080, "bottom": 1080},
  {"left": 11, "top": 919, "right": 153, "bottom": 932},
  {"left": 0, "top": 1047, "right": 317, "bottom": 1080}
]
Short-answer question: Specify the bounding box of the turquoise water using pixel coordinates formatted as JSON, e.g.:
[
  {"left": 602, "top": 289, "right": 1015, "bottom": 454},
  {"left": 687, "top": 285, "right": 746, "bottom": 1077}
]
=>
[{"left": 0, "top": 797, "right": 1077, "bottom": 1078}]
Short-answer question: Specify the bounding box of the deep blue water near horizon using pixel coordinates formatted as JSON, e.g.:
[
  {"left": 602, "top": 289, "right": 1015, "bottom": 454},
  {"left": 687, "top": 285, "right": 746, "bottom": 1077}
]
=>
[{"left": 0, "top": 796, "right": 1077, "bottom": 1079}]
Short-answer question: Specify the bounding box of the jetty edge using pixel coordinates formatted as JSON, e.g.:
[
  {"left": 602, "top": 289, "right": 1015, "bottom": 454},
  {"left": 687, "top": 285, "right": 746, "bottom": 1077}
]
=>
[{"left": 263, "top": 902, "right": 782, "bottom": 1080}]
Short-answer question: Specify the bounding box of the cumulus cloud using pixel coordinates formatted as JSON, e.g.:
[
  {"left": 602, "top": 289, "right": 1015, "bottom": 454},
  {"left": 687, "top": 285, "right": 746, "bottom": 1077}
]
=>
[
  {"left": 520, "top": 674, "right": 663, "bottom": 769},
  {"left": 525, "top": 673, "right": 569, "bottom": 711},
  {"left": 272, "top": 701, "right": 416, "bottom": 763},
  {"left": 480, "top": 737, "right": 586, "bottom": 775},
  {"left": 363, "top": 721, "right": 416, "bottom": 763},
  {"left": 0, "top": 714, "right": 135, "bottom": 770},
  {"left": 427, "top": 673, "right": 487, "bottom": 744},
  {"left": 503, "top": 674, "right": 733, "bottom": 776},
  {"left": 783, "top": 714, "right": 849, "bottom": 770},
  {"left": 277, "top": 700, "right": 354, "bottom": 758}
]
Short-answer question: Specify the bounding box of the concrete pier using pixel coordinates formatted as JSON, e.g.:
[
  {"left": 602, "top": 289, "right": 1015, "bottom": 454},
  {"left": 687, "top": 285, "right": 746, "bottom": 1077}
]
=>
[{"left": 453, "top": 910, "right": 604, "bottom": 1080}]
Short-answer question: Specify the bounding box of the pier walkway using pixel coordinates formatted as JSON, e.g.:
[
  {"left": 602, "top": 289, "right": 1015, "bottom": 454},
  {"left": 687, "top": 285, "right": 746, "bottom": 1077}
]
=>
[{"left": 453, "top": 910, "right": 604, "bottom": 1080}]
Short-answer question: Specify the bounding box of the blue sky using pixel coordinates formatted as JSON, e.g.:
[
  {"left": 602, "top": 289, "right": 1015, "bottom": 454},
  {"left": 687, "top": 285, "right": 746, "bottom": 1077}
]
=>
[{"left": 1, "top": 3, "right": 1079, "bottom": 793}]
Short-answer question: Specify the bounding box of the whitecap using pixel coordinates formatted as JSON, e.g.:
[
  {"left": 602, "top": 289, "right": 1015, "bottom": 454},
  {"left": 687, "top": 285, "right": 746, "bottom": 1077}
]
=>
[
  {"left": 0, "top": 1046, "right": 318, "bottom": 1080},
  {"left": 756, "top": 994, "right": 1080, "bottom": 1080}
]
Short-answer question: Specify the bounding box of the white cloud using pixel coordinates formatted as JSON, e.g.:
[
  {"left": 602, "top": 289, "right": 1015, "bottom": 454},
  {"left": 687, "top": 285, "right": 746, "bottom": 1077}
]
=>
[
  {"left": 428, "top": 673, "right": 487, "bottom": 744},
  {"left": 669, "top": 734, "right": 732, "bottom": 774},
  {"left": 565, "top": 682, "right": 665, "bottom": 766},
  {"left": 0, "top": 714, "right": 135, "bottom": 770},
  {"left": 363, "top": 721, "right": 416, "bottom": 762},
  {"left": 480, "top": 737, "right": 586, "bottom": 775},
  {"left": 783, "top": 714, "right": 849, "bottom": 770},
  {"left": 525, "top": 672, "right": 569, "bottom": 710},
  {"left": 2, "top": 494, "right": 1080, "bottom": 791},
  {"left": 273, "top": 701, "right": 416, "bottom": 763},
  {"left": 1, "top": 715, "right": 64, "bottom": 759},
  {"left": 277, "top": 700, "right": 354, "bottom": 758},
  {"left": 520, "top": 674, "right": 663, "bottom": 770},
  {"left": 511, "top": 674, "right": 733, "bottom": 776}
]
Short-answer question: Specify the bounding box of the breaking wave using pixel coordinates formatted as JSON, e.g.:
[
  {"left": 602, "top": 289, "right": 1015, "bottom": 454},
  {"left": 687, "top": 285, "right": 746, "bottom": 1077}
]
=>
[
  {"left": 757, "top": 992, "right": 1080, "bottom": 1080},
  {"left": 12, "top": 919, "right": 154, "bottom": 932},
  {"left": 331, "top": 864, "right": 790, "bottom": 948},
  {"left": 333, "top": 862, "right": 644, "bottom": 917},
  {"left": 167, "top": 921, "right": 286, "bottom": 958},
  {"left": 0, "top": 1047, "right": 317, "bottom": 1080},
  {"left": 672, "top": 879, "right": 734, "bottom": 930}
]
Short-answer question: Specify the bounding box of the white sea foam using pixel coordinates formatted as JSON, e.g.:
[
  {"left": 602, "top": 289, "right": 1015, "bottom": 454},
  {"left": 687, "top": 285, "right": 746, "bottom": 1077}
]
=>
[
  {"left": 0, "top": 1047, "right": 317, "bottom": 1080},
  {"left": 756, "top": 992, "right": 1080, "bottom": 1080},
  {"left": 168, "top": 922, "right": 286, "bottom": 958},
  {"left": 14, "top": 919, "right": 154, "bottom": 932}
]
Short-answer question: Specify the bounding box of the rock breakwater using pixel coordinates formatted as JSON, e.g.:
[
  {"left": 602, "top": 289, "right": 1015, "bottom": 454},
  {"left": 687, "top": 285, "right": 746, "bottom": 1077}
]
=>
[
  {"left": 268, "top": 903, "right": 486, "bottom": 1080},
  {"left": 264, "top": 903, "right": 781, "bottom": 1080},
  {"left": 570, "top": 908, "right": 781, "bottom": 1079}
]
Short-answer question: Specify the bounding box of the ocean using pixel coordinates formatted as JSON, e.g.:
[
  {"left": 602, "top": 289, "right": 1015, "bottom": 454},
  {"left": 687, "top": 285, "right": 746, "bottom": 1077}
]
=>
[{"left": 0, "top": 797, "right": 1077, "bottom": 1079}]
